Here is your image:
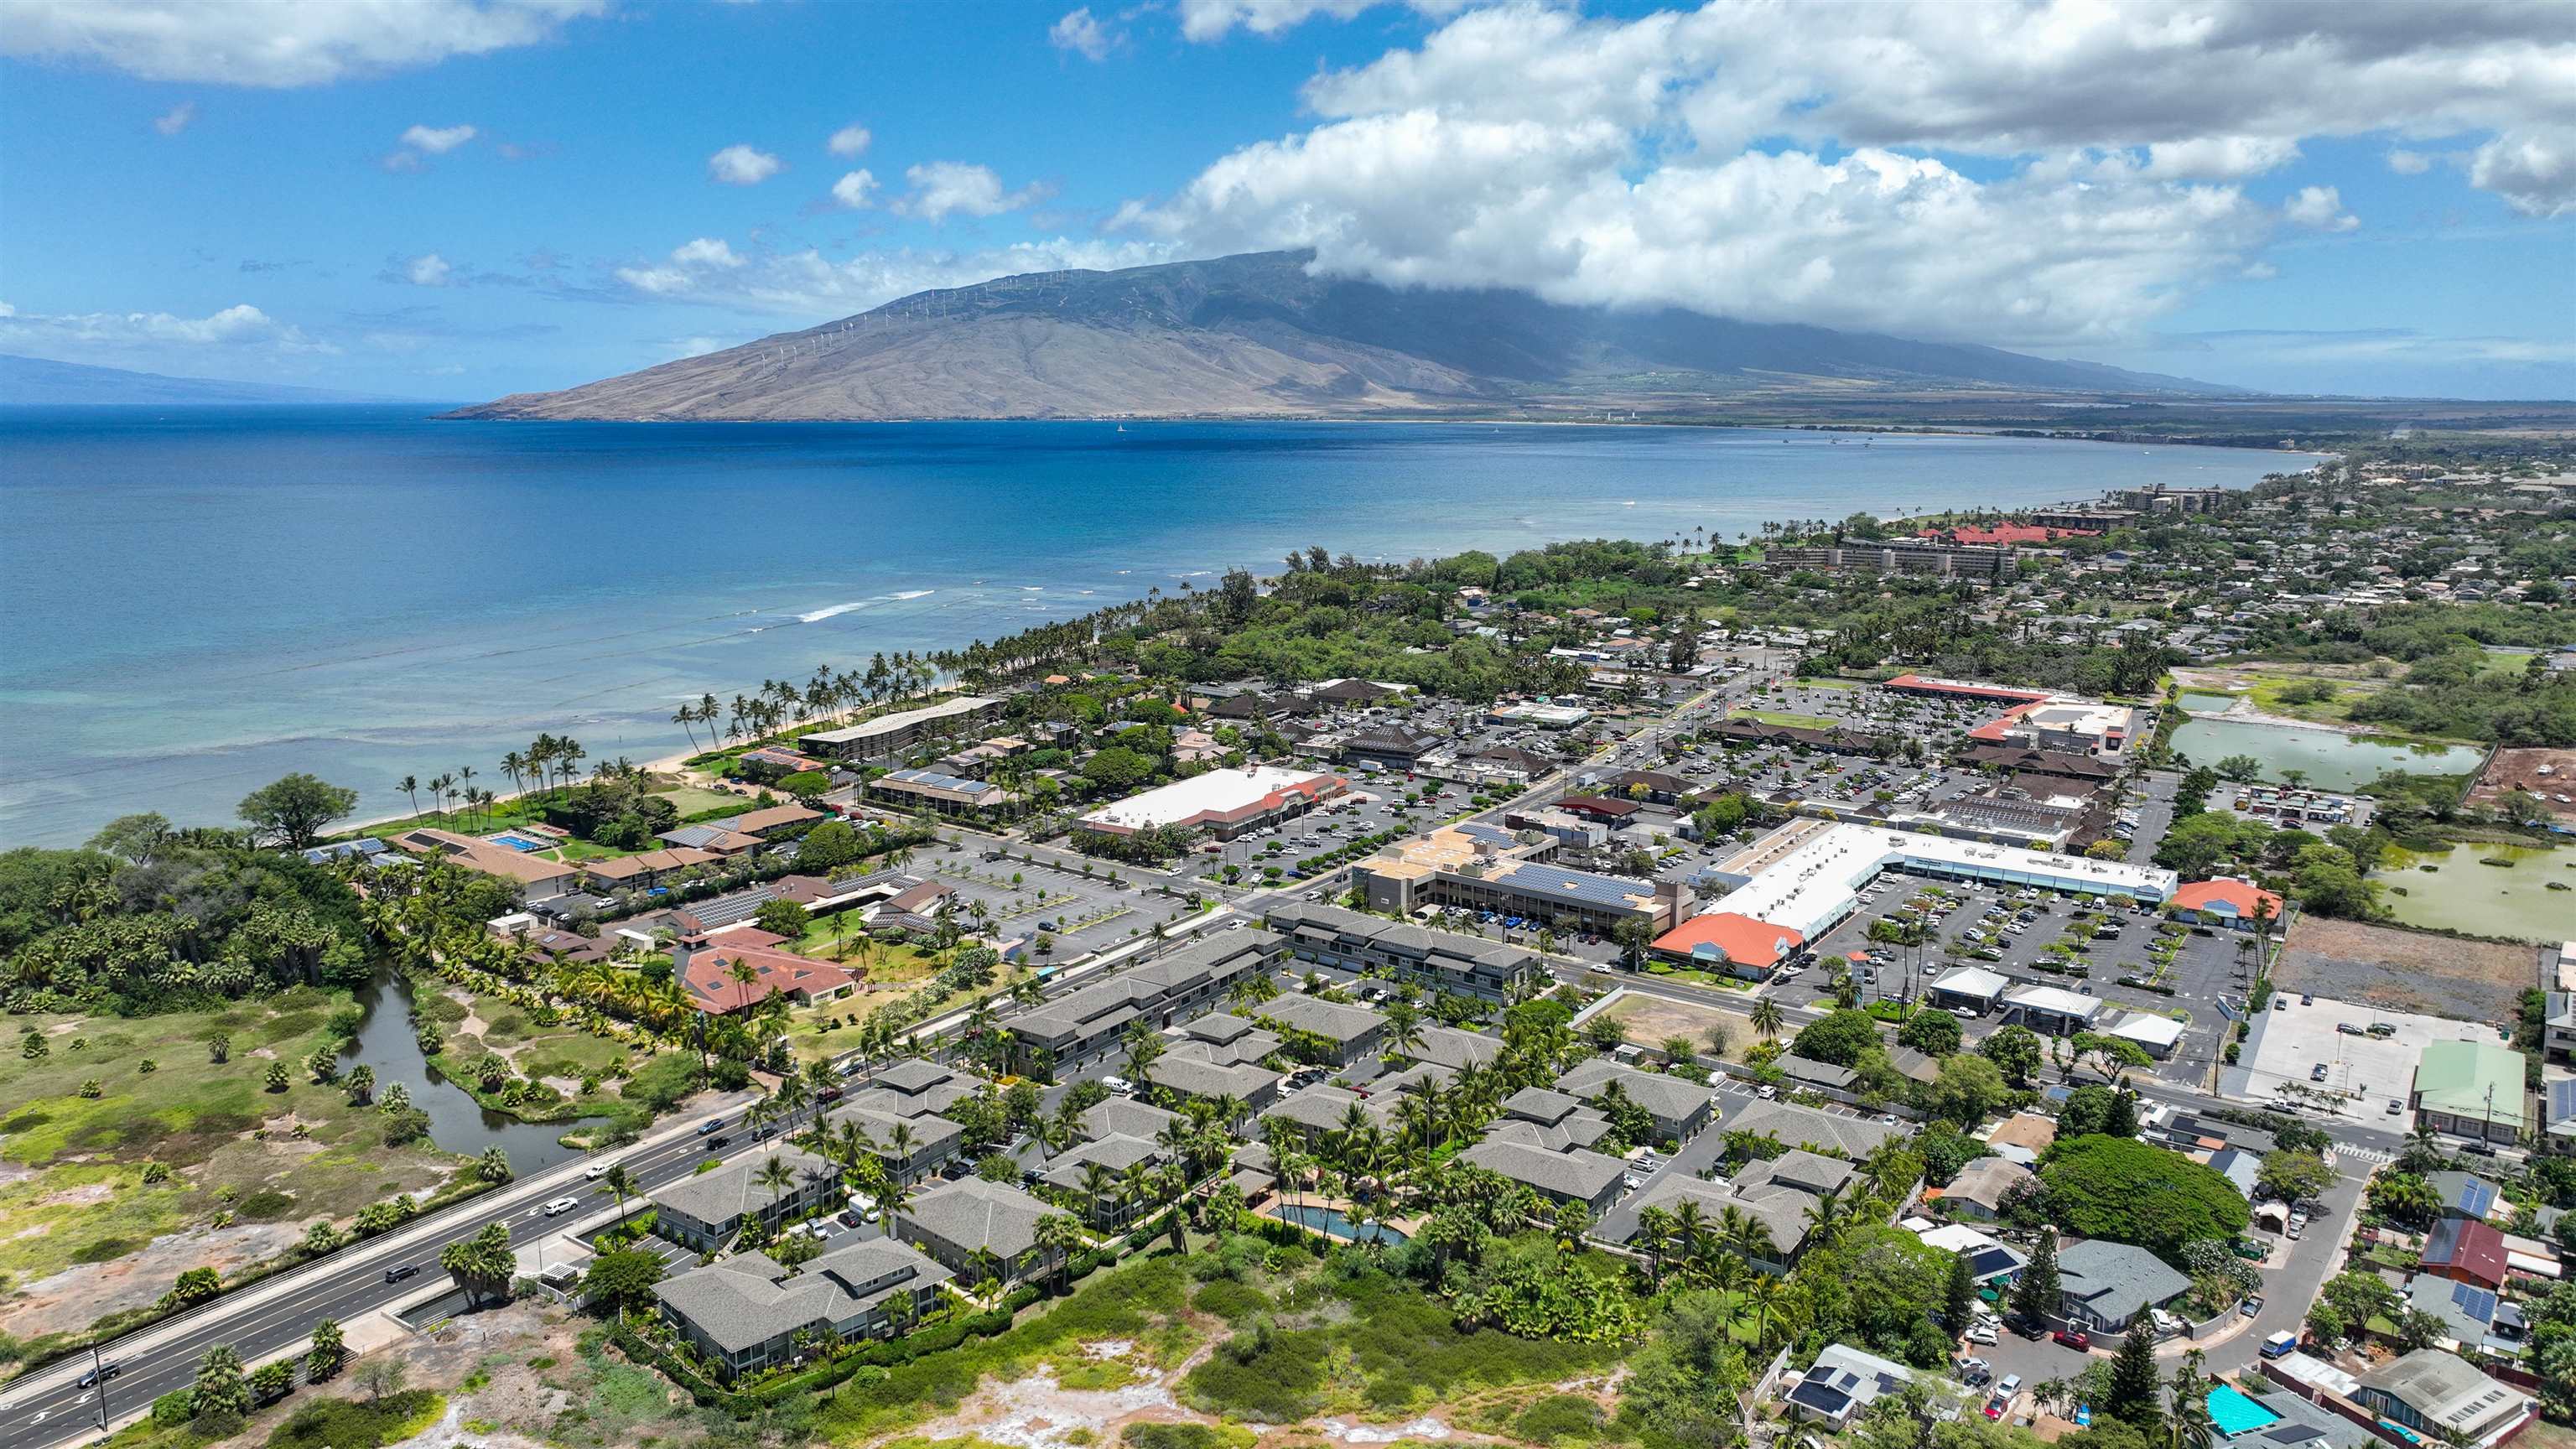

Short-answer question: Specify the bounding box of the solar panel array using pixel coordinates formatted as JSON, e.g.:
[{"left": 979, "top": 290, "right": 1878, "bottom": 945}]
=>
[{"left": 885, "top": 768, "right": 995, "bottom": 795}]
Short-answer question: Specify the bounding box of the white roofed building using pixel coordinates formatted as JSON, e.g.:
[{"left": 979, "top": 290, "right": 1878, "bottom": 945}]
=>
[{"left": 1078, "top": 766, "right": 1344, "bottom": 839}]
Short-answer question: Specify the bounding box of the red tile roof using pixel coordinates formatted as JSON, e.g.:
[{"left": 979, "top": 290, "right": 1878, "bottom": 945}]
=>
[
  {"left": 682, "top": 945, "right": 855, "bottom": 1014},
  {"left": 2173, "top": 878, "right": 2285, "bottom": 919},
  {"left": 1653, "top": 911, "right": 1805, "bottom": 969}
]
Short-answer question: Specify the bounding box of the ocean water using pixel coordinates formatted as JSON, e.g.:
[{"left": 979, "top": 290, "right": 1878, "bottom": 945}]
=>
[{"left": 0, "top": 408, "right": 2297, "bottom": 846}]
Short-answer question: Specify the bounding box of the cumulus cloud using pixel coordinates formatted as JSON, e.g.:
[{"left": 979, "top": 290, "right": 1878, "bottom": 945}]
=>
[
  {"left": 707, "top": 143, "right": 783, "bottom": 185},
  {"left": 400, "top": 122, "right": 477, "bottom": 153},
  {"left": 670, "top": 237, "right": 743, "bottom": 267},
  {"left": 828, "top": 123, "right": 871, "bottom": 158},
  {"left": 609, "top": 236, "right": 1176, "bottom": 314},
  {"left": 1050, "top": 7, "right": 1115, "bottom": 60},
  {"left": 2283, "top": 184, "right": 2359, "bottom": 231},
  {"left": 1176, "top": 0, "right": 1464, "bottom": 42},
  {"left": 402, "top": 252, "right": 454, "bottom": 286},
  {"left": 0, "top": 299, "right": 333, "bottom": 356},
  {"left": 0, "top": 0, "right": 608, "bottom": 86},
  {"left": 152, "top": 100, "right": 195, "bottom": 135},
  {"left": 1113, "top": 0, "right": 2573, "bottom": 345},
  {"left": 2386, "top": 148, "right": 2433, "bottom": 175},
  {"left": 895, "top": 162, "right": 1052, "bottom": 222},
  {"left": 2470, "top": 128, "right": 2576, "bottom": 217},
  {"left": 831, "top": 169, "right": 880, "bottom": 209}
]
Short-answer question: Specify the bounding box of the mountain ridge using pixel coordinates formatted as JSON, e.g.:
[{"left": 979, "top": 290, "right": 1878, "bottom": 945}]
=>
[
  {"left": 0, "top": 354, "right": 413, "bottom": 406},
  {"left": 451, "top": 250, "right": 2239, "bottom": 421}
]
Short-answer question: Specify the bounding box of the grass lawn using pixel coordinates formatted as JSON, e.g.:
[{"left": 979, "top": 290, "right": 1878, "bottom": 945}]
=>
[
  {"left": 1602, "top": 992, "right": 1757, "bottom": 1062},
  {"left": 1789, "top": 676, "right": 1860, "bottom": 691},
  {"left": 784, "top": 954, "right": 1040, "bottom": 1065},
  {"left": 650, "top": 783, "right": 744, "bottom": 817},
  {"left": 0, "top": 989, "right": 468, "bottom": 1289},
  {"left": 1729, "top": 708, "right": 1843, "bottom": 731},
  {"left": 411, "top": 982, "right": 649, "bottom": 1129}
]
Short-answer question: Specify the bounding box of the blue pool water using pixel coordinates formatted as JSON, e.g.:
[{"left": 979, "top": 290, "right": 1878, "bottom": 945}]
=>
[
  {"left": 1275, "top": 1202, "right": 1408, "bottom": 1244},
  {"left": 491, "top": 834, "right": 550, "bottom": 852},
  {"left": 2208, "top": 1384, "right": 2282, "bottom": 1437}
]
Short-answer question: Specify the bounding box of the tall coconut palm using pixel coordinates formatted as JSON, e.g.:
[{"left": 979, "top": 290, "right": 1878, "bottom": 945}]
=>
[
  {"left": 1750, "top": 998, "right": 1784, "bottom": 1041},
  {"left": 1034, "top": 1213, "right": 1085, "bottom": 1292}
]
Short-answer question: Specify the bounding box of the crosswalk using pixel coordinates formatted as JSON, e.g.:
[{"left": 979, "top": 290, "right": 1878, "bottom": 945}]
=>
[{"left": 2334, "top": 1143, "right": 2395, "bottom": 1168}]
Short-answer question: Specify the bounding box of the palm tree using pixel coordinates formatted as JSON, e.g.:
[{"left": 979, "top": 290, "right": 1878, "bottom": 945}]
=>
[
  {"left": 1635, "top": 1203, "right": 1675, "bottom": 1292},
  {"left": 752, "top": 1155, "right": 799, "bottom": 1235},
  {"left": 885, "top": 1122, "right": 918, "bottom": 1183},
  {"left": 1079, "top": 1161, "right": 1118, "bottom": 1226},
  {"left": 1034, "top": 1213, "right": 1086, "bottom": 1292},
  {"left": 397, "top": 774, "right": 420, "bottom": 818},
  {"left": 672, "top": 705, "right": 700, "bottom": 752},
  {"left": 1750, "top": 998, "right": 1785, "bottom": 1041},
  {"left": 597, "top": 1163, "right": 638, "bottom": 1226}
]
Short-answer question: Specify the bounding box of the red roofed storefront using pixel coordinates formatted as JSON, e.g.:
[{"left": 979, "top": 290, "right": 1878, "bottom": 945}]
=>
[
  {"left": 2173, "top": 877, "right": 2286, "bottom": 927},
  {"left": 682, "top": 944, "right": 858, "bottom": 1015},
  {"left": 1652, "top": 911, "right": 1806, "bottom": 979},
  {"left": 1884, "top": 673, "right": 2055, "bottom": 705}
]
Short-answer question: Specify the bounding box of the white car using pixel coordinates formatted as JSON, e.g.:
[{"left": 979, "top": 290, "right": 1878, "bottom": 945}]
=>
[
  {"left": 1965, "top": 1322, "right": 1999, "bottom": 1345},
  {"left": 543, "top": 1196, "right": 580, "bottom": 1217},
  {"left": 1103, "top": 1075, "right": 1135, "bottom": 1094},
  {"left": 584, "top": 1160, "right": 615, "bottom": 1179}
]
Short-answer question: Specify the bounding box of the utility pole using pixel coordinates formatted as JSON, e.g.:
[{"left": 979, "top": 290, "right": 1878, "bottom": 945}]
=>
[{"left": 90, "top": 1346, "right": 110, "bottom": 1436}]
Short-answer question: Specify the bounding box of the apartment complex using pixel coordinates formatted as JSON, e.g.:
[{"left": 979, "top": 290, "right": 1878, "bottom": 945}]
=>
[{"left": 804, "top": 695, "right": 1005, "bottom": 763}]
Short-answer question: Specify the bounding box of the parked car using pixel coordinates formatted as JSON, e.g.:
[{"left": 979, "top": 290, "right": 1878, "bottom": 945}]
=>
[
  {"left": 2242, "top": 1295, "right": 2264, "bottom": 1317},
  {"left": 1965, "top": 1322, "right": 1998, "bottom": 1345},
  {"left": 2053, "top": 1329, "right": 2090, "bottom": 1350}
]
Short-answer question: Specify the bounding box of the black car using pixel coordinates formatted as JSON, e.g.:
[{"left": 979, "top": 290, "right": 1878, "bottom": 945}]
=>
[
  {"left": 708, "top": 1134, "right": 732, "bottom": 1150},
  {"left": 77, "top": 1362, "right": 122, "bottom": 1388},
  {"left": 385, "top": 1263, "right": 422, "bottom": 1284}
]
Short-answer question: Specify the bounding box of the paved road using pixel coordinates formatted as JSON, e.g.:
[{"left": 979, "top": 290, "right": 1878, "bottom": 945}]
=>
[{"left": 0, "top": 905, "right": 1243, "bottom": 1449}]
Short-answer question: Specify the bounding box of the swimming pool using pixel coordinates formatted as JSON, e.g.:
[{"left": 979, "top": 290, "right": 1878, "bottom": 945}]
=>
[
  {"left": 491, "top": 834, "right": 549, "bottom": 853},
  {"left": 2207, "top": 1384, "right": 2282, "bottom": 1437},
  {"left": 1275, "top": 1202, "right": 1408, "bottom": 1244}
]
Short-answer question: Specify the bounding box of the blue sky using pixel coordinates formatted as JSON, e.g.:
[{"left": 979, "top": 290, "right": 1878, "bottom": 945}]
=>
[{"left": 3, "top": 0, "right": 2570, "bottom": 400}]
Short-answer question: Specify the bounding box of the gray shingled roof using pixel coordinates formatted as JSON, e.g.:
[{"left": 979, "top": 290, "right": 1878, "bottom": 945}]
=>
[
  {"left": 652, "top": 1238, "right": 951, "bottom": 1354},
  {"left": 1459, "top": 1138, "right": 1628, "bottom": 1202},
  {"left": 1555, "top": 1059, "right": 1710, "bottom": 1122},
  {"left": 2056, "top": 1239, "right": 2190, "bottom": 1324},
  {"left": 652, "top": 1148, "right": 837, "bottom": 1228},
  {"left": 899, "top": 1178, "right": 1055, "bottom": 1260}
]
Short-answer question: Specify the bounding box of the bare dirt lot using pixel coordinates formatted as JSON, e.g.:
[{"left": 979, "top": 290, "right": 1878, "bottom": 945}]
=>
[
  {"left": 1602, "top": 992, "right": 1757, "bottom": 1062},
  {"left": 2272, "top": 916, "right": 2541, "bottom": 1023},
  {"left": 2469, "top": 747, "right": 2576, "bottom": 828}
]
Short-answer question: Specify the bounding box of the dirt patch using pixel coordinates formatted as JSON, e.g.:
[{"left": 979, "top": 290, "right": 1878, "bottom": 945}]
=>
[
  {"left": 2274, "top": 916, "right": 2541, "bottom": 1022},
  {"left": 6, "top": 1219, "right": 302, "bottom": 1339},
  {"left": 1603, "top": 993, "right": 1756, "bottom": 1062},
  {"left": 921, "top": 1362, "right": 1179, "bottom": 1449},
  {"left": 2469, "top": 747, "right": 2576, "bottom": 828}
]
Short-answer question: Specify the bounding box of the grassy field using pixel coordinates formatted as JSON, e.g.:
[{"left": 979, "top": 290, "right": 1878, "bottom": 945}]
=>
[
  {"left": 410, "top": 982, "right": 651, "bottom": 1130},
  {"left": 783, "top": 953, "right": 1040, "bottom": 1065},
  {"left": 0, "top": 989, "right": 467, "bottom": 1294}
]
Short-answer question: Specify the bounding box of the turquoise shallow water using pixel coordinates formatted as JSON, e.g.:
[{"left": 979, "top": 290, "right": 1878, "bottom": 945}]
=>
[{"left": 0, "top": 408, "right": 2295, "bottom": 845}]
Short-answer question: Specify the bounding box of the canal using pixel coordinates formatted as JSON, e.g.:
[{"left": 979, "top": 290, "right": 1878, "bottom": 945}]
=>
[{"left": 340, "top": 969, "right": 608, "bottom": 1173}]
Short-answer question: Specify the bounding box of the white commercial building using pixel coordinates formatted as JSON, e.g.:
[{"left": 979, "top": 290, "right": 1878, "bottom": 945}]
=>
[
  {"left": 1078, "top": 766, "right": 1344, "bottom": 839},
  {"left": 1696, "top": 821, "right": 2178, "bottom": 951}
]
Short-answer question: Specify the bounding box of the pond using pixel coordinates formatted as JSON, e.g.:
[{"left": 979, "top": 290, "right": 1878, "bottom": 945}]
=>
[
  {"left": 2168, "top": 717, "right": 2485, "bottom": 792},
  {"left": 2371, "top": 842, "right": 2575, "bottom": 944},
  {"left": 1275, "top": 1202, "right": 1409, "bottom": 1244},
  {"left": 2177, "top": 691, "right": 2243, "bottom": 715},
  {"left": 340, "top": 969, "right": 608, "bottom": 1173}
]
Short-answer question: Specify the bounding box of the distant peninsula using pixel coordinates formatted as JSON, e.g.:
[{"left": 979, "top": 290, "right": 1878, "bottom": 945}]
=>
[{"left": 0, "top": 353, "right": 413, "bottom": 406}]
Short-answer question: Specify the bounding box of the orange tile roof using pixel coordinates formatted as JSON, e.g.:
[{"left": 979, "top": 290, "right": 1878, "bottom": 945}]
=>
[
  {"left": 1653, "top": 911, "right": 1805, "bottom": 969},
  {"left": 2173, "top": 878, "right": 2284, "bottom": 918}
]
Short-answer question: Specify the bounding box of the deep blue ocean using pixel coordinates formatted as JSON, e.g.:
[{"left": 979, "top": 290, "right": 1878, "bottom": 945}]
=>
[{"left": 0, "top": 408, "right": 2299, "bottom": 846}]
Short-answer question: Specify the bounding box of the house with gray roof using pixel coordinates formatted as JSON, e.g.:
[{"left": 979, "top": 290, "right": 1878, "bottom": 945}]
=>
[
  {"left": 1010, "top": 932, "right": 1278, "bottom": 1074},
  {"left": 1459, "top": 1138, "right": 1629, "bottom": 1216},
  {"left": 1787, "top": 1343, "right": 1916, "bottom": 1430},
  {"left": 1080, "top": 1097, "right": 1179, "bottom": 1143},
  {"left": 650, "top": 1147, "right": 842, "bottom": 1252},
  {"left": 1257, "top": 993, "right": 1387, "bottom": 1067},
  {"left": 1495, "top": 1086, "right": 1614, "bottom": 1151},
  {"left": 1711, "top": 1096, "right": 1910, "bottom": 1159},
  {"left": 1615, "top": 1174, "right": 1812, "bottom": 1270},
  {"left": 1934, "top": 1157, "right": 2032, "bottom": 1223},
  {"left": 654, "top": 1238, "right": 952, "bottom": 1380},
  {"left": 894, "top": 1178, "right": 1063, "bottom": 1285},
  {"left": 1260, "top": 900, "right": 1545, "bottom": 1001},
  {"left": 1039, "top": 1134, "right": 1167, "bottom": 1226},
  {"left": 1398, "top": 1024, "right": 1504, "bottom": 1074},
  {"left": 1555, "top": 1059, "right": 1713, "bottom": 1142},
  {"left": 1145, "top": 1052, "right": 1280, "bottom": 1115},
  {"left": 2055, "top": 1239, "right": 2190, "bottom": 1331},
  {"left": 1775, "top": 1054, "right": 1859, "bottom": 1092},
  {"left": 2357, "top": 1349, "right": 2534, "bottom": 1448},
  {"left": 1734, "top": 1148, "right": 1857, "bottom": 1199},
  {"left": 1258, "top": 1083, "right": 1392, "bottom": 1142}
]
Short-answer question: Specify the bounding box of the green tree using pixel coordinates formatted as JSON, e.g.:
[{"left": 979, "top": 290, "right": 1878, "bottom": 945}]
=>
[
  {"left": 1978, "top": 1024, "right": 2044, "bottom": 1088},
  {"left": 753, "top": 899, "right": 812, "bottom": 939},
  {"left": 2256, "top": 1150, "right": 2335, "bottom": 1204},
  {"left": 584, "top": 1248, "right": 667, "bottom": 1311},
  {"left": 1792, "top": 1007, "right": 1882, "bottom": 1067},
  {"left": 1897, "top": 1009, "right": 1962, "bottom": 1057},
  {"left": 1925, "top": 1054, "right": 2011, "bottom": 1128},
  {"left": 236, "top": 773, "right": 361, "bottom": 850},
  {"left": 2012, "top": 1226, "right": 2061, "bottom": 1326},
  {"left": 306, "top": 1317, "right": 345, "bottom": 1380},
  {"left": 440, "top": 1220, "right": 517, "bottom": 1306},
  {"left": 190, "top": 1344, "right": 250, "bottom": 1421},
  {"left": 1944, "top": 1248, "right": 1977, "bottom": 1330},
  {"left": 2104, "top": 1327, "right": 2163, "bottom": 1431},
  {"left": 2041, "top": 1136, "right": 2250, "bottom": 1259}
]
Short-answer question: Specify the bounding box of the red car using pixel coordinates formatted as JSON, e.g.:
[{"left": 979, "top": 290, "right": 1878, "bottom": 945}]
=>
[{"left": 2053, "top": 1329, "right": 2091, "bottom": 1351}]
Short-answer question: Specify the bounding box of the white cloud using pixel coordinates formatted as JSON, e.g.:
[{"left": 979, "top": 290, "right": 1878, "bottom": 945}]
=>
[
  {"left": 670, "top": 237, "right": 743, "bottom": 267},
  {"left": 1176, "top": 0, "right": 1464, "bottom": 42},
  {"left": 708, "top": 143, "right": 783, "bottom": 185},
  {"left": 152, "top": 100, "right": 195, "bottom": 135},
  {"left": 2283, "top": 184, "right": 2359, "bottom": 231},
  {"left": 828, "top": 123, "right": 871, "bottom": 158},
  {"left": 831, "top": 169, "right": 880, "bottom": 209},
  {"left": 1050, "top": 7, "right": 1114, "bottom": 60},
  {"left": 399, "top": 122, "right": 477, "bottom": 154},
  {"left": 896, "top": 162, "right": 1052, "bottom": 222},
  {"left": 2386, "top": 148, "right": 2433, "bottom": 175},
  {"left": 0, "top": 0, "right": 608, "bottom": 86},
  {"left": 0, "top": 299, "right": 333, "bottom": 355},
  {"left": 1110, "top": 0, "right": 2576, "bottom": 347},
  {"left": 2469, "top": 127, "right": 2576, "bottom": 218},
  {"left": 610, "top": 236, "right": 1176, "bottom": 315},
  {"left": 403, "top": 252, "right": 454, "bottom": 286},
  {"left": 2138, "top": 136, "right": 2300, "bottom": 180}
]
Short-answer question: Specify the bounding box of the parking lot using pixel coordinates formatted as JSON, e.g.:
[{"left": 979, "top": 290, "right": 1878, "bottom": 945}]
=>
[
  {"left": 1768, "top": 870, "right": 2251, "bottom": 1084},
  {"left": 917, "top": 850, "right": 1156, "bottom": 959},
  {"left": 2228, "top": 993, "right": 2498, "bottom": 1116}
]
